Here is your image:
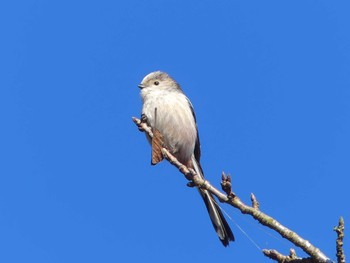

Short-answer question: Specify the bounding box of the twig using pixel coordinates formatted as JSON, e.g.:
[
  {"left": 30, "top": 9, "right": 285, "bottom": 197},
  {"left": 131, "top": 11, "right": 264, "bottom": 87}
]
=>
[
  {"left": 251, "top": 193, "right": 260, "bottom": 210},
  {"left": 334, "top": 217, "right": 345, "bottom": 263},
  {"left": 133, "top": 117, "right": 333, "bottom": 263},
  {"left": 263, "top": 248, "right": 314, "bottom": 263}
]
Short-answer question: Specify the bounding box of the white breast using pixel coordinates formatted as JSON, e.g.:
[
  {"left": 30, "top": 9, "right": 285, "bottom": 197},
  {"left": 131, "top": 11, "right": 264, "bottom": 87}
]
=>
[{"left": 141, "top": 89, "right": 197, "bottom": 164}]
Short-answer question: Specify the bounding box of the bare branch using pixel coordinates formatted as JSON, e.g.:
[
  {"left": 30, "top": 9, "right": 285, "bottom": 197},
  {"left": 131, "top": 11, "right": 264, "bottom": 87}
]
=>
[
  {"left": 218, "top": 172, "right": 331, "bottom": 262},
  {"left": 133, "top": 117, "right": 334, "bottom": 263},
  {"left": 334, "top": 217, "right": 346, "bottom": 263},
  {"left": 263, "top": 248, "right": 314, "bottom": 263}
]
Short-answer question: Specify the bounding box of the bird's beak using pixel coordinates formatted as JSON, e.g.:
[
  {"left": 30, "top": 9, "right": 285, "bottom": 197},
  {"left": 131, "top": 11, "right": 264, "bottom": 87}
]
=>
[{"left": 138, "top": 84, "right": 145, "bottom": 89}]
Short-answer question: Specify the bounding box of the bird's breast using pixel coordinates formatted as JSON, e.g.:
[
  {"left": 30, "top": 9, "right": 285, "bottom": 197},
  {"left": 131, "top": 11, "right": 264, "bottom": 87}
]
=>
[{"left": 142, "top": 91, "right": 197, "bottom": 164}]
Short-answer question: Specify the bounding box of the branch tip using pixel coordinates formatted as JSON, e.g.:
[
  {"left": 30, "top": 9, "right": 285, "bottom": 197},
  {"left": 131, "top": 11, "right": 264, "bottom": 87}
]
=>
[
  {"left": 250, "top": 193, "right": 260, "bottom": 210},
  {"left": 221, "top": 172, "right": 233, "bottom": 196},
  {"left": 289, "top": 248, "right": 297, "bottom": 259},
  {"left": 334, "top": 217, "right": 345, "bottom": 263}
]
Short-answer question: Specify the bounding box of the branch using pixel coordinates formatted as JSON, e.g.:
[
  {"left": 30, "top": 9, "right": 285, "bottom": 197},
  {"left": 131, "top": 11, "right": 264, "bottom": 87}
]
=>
[
  {"left": 263, "top": 248, "right": 314, "bottom": 263},
  {"left": 133, "top": 117, "right": 334, "bottom": 263},
  {"left": 334, "top": 217, "right": 346, "bottom": 263}
]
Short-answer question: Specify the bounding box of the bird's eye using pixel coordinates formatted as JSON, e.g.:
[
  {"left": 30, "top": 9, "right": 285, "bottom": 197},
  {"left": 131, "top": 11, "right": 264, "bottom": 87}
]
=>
[{"left": 154, "top": 81, "right": 159, "bottom": 85}]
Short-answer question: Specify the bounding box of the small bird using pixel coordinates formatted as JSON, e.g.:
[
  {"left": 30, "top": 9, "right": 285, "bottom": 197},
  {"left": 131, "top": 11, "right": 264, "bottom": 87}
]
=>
[{"left": 138, "top": 71, "right": 234, "bottom": 246}]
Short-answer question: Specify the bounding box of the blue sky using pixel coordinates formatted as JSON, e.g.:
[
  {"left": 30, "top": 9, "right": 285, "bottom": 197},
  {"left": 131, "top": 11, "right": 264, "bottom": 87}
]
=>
[{"left": 0, "top": 1, "right": 349, "bottom": 262}]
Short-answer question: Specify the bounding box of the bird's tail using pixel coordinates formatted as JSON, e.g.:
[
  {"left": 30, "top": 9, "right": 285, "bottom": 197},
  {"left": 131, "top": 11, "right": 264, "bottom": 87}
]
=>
[{"left": 191, "top": 156, "right": 235, "bottom": 246}]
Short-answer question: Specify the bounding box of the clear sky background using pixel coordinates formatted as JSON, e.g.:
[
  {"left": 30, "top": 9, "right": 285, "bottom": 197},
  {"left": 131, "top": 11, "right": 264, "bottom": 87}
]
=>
[{"left": 0, "top": 1, "right": 349, "bottom": 262}]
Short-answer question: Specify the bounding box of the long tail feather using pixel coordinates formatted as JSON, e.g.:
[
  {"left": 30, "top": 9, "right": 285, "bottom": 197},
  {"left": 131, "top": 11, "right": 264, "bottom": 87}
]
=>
[{"left": 192, "top": 156, "right": 235, "bottom": 246}]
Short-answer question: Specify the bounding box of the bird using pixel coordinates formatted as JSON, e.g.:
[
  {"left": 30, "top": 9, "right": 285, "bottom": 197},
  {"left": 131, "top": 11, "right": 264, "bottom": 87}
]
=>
[{"left": 138, "top": 71, "right": 234, "bottom": 246}]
